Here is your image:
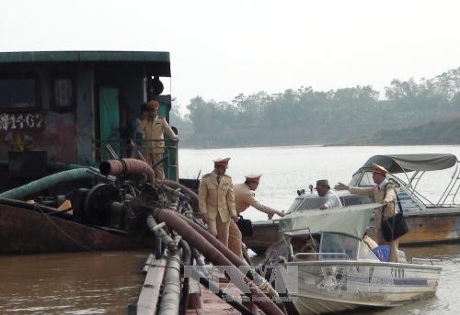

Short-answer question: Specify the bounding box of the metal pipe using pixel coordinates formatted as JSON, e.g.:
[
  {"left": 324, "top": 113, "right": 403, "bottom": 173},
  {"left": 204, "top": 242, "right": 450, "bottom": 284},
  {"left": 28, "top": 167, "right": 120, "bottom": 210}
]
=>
[
  {"left": 177, "top": 238, "right": 256, "bottom": 315},
  {"left": 86, "top": 167, "right": 116, "bottom": 182},
  {"left": 179, "top": 239, "right": 192, "bottom": 265},
  {"left": 158, "top": 246, "right": 182, "bottom": 315},
  {"left": 146, "top": 215, "right": 163, "bottom": 259},
  {"left": 105, "top": 144, "right": 119, "bottom": 159},
  {"left": 178, "top": 239, "right": 192, "bottom": 315},
  {"left": 146, "top": 214, "right": 177, "bottom": 259},
  {"left": 125, "top": 139, "right": 146, "bottom": 161},
  {"left": 181, "top": 216, "right": 279, "bottom": 299},
  {"left": 161, "top": 179, "right": 200, "bottom": 213},
  {"left": 191, "top": 247, "right": 206, "bottom": 269},
  {"left": 162, "top": 179, "right": 199, "bottom": 200},
  {"left": 152, "top": 208, "right": 284, "bottom": 315},
  {"left": 99, "top": 158, "right": 154, "bottom": 183}
]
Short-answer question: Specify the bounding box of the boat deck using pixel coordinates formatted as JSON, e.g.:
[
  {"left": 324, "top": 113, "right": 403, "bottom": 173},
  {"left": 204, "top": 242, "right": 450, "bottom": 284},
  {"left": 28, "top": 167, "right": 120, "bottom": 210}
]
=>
[{"left": 186, "top": 279, "right": 260, "bottom": 315}]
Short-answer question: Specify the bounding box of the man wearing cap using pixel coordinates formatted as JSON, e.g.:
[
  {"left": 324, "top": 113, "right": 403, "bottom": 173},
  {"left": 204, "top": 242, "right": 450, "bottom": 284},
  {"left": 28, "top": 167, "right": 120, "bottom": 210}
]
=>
[
  {"left": 198, "top": 157, "right": 237, "bottom": 247},
  {"left": 137, "top": 100, "right": 178, "bottom": 180},
  {"left": 228, "top": 174, "right": 285, "bottom": 259},
  {"left": 336, "top": 163, "right": 400, "bottom": 262},
  {"left": 316, "top": 179, "right": 342, "bottom": 210}
]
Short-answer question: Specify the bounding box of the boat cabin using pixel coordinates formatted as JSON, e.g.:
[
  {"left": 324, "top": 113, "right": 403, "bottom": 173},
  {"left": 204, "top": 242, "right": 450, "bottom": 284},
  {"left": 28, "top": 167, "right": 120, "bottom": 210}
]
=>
[{"left": 0, "top": 50, "right": 177, "bottom": 192}]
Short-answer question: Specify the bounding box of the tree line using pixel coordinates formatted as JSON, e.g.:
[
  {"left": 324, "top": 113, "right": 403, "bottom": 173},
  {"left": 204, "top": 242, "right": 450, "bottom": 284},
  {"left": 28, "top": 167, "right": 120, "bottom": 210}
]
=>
[{"left": 170, "top": 67, "right": 460, "bottom": 148}]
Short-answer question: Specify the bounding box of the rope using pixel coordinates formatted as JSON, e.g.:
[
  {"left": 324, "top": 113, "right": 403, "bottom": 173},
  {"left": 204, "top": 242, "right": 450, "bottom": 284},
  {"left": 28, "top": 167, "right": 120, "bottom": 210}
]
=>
[
  {"left": 34, "top": 203, "right": 94, "bottom": 252},
  {"left": 119, "top": 158, "right": 128, "bottom": 175}
]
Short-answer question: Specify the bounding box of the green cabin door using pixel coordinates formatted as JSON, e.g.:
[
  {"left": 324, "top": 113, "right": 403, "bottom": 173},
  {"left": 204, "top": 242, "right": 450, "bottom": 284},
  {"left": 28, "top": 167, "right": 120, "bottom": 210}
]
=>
[{"left": 99, "top": 87, "right": 120, "bottom": 161}]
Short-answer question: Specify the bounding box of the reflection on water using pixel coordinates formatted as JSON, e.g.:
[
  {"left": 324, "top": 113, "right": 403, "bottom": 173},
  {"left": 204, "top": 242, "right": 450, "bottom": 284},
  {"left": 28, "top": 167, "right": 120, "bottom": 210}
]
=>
[{"left": 0, "top": 251, "right": 149, "bottom": 314}]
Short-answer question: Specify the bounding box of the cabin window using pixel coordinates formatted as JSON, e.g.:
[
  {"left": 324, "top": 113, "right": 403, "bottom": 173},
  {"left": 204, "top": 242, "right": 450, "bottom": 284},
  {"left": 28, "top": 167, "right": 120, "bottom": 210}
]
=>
[
  {"left": 341, "top": 195, "right": 374, "bottom": 206},
  {"left": 287, "top": 196, "right": 325, "bottom": 213},
  {"left": 0, "top": 78, "right": 37, "bottom": 109},
  {"left": 350, "top": 171, "right": 374, "bottom": 187},
  {"left": 52, "top": 77, "right": 74, "bottom": 110}
]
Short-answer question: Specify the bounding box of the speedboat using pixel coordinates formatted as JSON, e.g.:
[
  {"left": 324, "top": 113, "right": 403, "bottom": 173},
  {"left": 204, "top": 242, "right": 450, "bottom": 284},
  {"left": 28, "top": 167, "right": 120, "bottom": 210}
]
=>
[
  {"left": 263, "top": 204, "right": 442, "bottom": 315},
  {"left": 244, "top": 153, "right": 460, "bottom": 256},
  {"left": 349, "top": 153, "right": 460, "bottom": 244},
  {"left": 243, "top": 190, "right": 372, "bottom": 255}
]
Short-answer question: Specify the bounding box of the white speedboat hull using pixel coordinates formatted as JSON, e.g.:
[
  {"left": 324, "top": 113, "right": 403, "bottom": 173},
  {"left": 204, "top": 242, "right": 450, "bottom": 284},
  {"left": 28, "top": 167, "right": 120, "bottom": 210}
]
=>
[{"left": 279, "top": 260, "right": 441, "bottom": 315}]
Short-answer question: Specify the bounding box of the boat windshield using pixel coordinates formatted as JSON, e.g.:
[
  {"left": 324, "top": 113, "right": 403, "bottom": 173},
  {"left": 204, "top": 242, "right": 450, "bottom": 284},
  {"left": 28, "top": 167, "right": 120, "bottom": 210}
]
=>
[
  {"left": 287, "top": 196, "right": 325, "bottom": 213},
  {"left": 319, "top": 232, "right": 359, "bottom": 260},
  {"left": 287, "top": 193, "right": 374, "bottom": 214},
  {"left": 350, "top": 171, "right": 373, "bottom": 187}
]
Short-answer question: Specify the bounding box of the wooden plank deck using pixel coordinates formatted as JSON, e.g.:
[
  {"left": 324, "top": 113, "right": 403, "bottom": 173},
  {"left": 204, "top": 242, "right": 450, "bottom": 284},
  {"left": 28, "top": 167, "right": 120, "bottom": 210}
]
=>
[
  {"left": 185, "top": 275, "right": 260, "bottom": 315},
  {"left": 132, "top": 254, "right": 264, "bottom": 315},
  {"left": 129, "top": 258, "right": 167, "bottom": 315}
]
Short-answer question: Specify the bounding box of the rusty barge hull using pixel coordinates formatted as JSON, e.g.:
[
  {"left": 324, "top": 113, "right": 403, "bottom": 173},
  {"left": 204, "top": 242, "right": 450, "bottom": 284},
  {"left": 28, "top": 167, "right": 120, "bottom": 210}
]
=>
[
  {"left": 0, "top": 199, "right": 153, "bottom": 254},
  {"left": 395, "top": 209, "right": 460, "bottom": 245}
]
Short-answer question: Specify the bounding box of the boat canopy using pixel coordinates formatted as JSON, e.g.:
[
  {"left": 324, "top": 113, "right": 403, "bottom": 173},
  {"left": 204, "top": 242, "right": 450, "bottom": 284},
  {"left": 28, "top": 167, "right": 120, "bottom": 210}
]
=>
[
  {"left": 355, "top": 153, "right": 458, "bottom": 174},
  {"left": 278, "top": 203, "right": 381, "bottom": 239}
]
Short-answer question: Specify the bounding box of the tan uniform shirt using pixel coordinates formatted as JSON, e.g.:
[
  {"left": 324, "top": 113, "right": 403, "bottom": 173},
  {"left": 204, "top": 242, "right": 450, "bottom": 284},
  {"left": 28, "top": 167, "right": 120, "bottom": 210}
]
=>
[
  {"left": 349, "top": 181, "right": 397, "bottom": 243},
  {"left": 233, "top": 183, "right": 278, "bottom": 215},
  {"left": 137, "top": 116, "right": 177, "bottom": 153},
  {"left": 199, "top": 172, "right": 237, "bottom": 222},
  {"left": 349, "top": 181, "right": 396, "bottom": 217}
]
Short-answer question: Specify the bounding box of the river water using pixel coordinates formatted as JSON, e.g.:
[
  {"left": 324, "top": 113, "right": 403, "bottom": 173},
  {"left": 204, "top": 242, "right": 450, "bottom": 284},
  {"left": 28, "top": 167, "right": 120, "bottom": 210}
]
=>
[{"left": 1, "top": 145, "right": 460, "bottom": 314}]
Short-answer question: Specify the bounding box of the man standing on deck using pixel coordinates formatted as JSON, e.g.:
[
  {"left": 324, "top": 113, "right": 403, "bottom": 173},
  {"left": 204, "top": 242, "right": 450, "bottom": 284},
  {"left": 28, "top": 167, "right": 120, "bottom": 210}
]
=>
[
  {"left": 199, "top": 157, "right": 238, "bottom": 247},
  {"left": 137, "top": 100, "right": 178, "bottom": 180},
  {"left": 336, "top": 163, "right": 400, "bottom": 262},
  {"left": 228, "top": 174, "right": 285, "bottom": 259}
]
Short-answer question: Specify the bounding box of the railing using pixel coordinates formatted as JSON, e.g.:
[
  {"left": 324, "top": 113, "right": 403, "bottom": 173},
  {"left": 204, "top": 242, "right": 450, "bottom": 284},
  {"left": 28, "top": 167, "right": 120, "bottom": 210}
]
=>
[
  {"left": 319, "top": 252, "right": 350, "bottom": 260},
  {"left": 293, "top": 252, "right": 350, "bottom": 261},
  {"left": 438, "top": 160, "right": 460, "bottom": 205}
]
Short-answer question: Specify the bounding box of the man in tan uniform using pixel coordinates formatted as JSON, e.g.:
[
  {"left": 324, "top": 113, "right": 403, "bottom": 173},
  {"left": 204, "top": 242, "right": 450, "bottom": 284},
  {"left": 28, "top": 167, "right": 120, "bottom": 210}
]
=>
[
  {"left": 198, "top": 157, "right": 237, "bottom": 247},
  {"left": 137, "top": 100, "right": 178, "bottom": 180},
  {"left": 336, "top": 163, "right": 400, "bottom": 262},
  {"left": 228, "top": 174, "right": 285, "bottom": 259}
]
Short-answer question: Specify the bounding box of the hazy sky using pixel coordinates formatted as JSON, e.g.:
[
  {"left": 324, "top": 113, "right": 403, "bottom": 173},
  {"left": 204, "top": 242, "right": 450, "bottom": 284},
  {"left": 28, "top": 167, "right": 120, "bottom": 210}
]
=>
[{"left": 2, "top": 0, "right": 460, "bottom": 112}]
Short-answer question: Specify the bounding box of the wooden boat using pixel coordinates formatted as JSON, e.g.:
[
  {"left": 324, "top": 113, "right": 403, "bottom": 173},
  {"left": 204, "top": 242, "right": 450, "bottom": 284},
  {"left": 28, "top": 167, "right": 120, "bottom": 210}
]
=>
[
  {"left": 244, "top": 153, "right": 460, "bottom": 256},
  {"left": 264, "top": 204, "right": 441, "bottom": 315},
  {"left": 0, "top": 51, "right": 198, "bottom": 254}
]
